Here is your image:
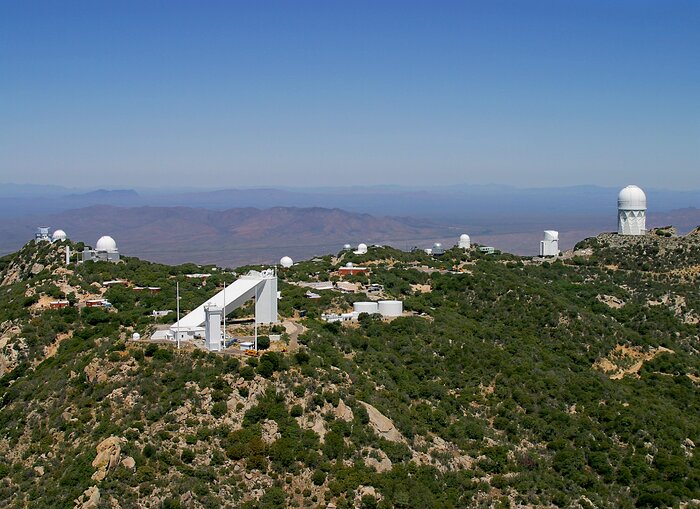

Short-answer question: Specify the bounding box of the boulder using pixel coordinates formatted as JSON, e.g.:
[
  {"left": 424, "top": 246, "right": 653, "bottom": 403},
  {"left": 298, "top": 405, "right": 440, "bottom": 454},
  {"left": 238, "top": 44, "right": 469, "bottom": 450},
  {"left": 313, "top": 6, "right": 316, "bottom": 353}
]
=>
[
  {"left": 91, "top": 436, "right": 123, "bottom": 481},
  {"left": 74, "top": 486, "right": 100, "bottom": 509},
  {"left": 334, "top": 399, "right": 354, "bottom": 422}
]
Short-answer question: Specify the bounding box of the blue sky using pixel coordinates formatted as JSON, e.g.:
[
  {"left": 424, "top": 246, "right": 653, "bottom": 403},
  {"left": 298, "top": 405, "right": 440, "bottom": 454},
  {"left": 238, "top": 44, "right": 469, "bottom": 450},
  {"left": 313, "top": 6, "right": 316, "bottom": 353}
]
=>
[{"left": 1, "top": 1, "right": 698, "bottom": 189}]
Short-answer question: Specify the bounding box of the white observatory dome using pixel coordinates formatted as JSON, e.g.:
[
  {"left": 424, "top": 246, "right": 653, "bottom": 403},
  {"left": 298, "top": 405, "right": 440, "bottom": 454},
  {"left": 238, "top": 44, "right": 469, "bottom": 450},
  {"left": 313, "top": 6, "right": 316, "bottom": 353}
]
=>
[
  {"left": 95, "top": 236, "right": 117, "bottom": 252},
  {"left": 460, "top": 234, "right": 470, "bottom": 242},
  {"left": 433, "top": 242, "right": 442, "bottom": 249},
  {"left": 618, "top": 185, "right": 647, "bottom": 236},
  {"left": 458, "top": 233, "right": 471, "bottom": 249},
  {"left": 618, "top": 185, "right": 647, "bottom": 211},
  {"left": 356, "top": 243, "right": 368, "bottom": 254},
  {"left": 52, "top": 229, "right": 67, "bottom": 242},
  {"left": 280, "top": 256, "right": 293, "bottom": 268},
  {"left": 346, "top": 262, "right": 354, "bottom": 268},
  {"left": 343, "top": 244, "right": 352, "bottom": 250},
  {"left": 543, "top": 230, "right": 559, "bottom": 241}
]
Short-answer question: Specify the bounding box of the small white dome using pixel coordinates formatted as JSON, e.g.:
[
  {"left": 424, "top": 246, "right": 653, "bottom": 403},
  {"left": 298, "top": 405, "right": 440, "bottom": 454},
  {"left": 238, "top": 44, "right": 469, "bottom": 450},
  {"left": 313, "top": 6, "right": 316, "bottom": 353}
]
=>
[
  {"left": 280, "top": 256, "right": 293, "bottom": 268},
  {"left": 543, "top": 230, "right": 559, "bottom": 241},
  {"left": 346, "top": 262, "right": 354, "bottom": 268},
  {"left": 618, "top": 185, "right": 646, "bottom": 211},
  {"left": 355, "top": 243, "right": 368, "bottom": 254},
  {"left": 459, "top": 234, "right": 470, "bottom": 241},
  {"left": 343, "top": 244, "right": 352, "bottom": 250},
  {"left": 433, "top": 242, "right": 442, "bottom": 249},
  {"left": 52, "top": 229, "right": 67, "bottom": 241},
  {"left": 95, "top": 235, "right": 117, "bottom": 252},
  {"left": 132, "top": 332, "right": 141, "bottom": 340}
]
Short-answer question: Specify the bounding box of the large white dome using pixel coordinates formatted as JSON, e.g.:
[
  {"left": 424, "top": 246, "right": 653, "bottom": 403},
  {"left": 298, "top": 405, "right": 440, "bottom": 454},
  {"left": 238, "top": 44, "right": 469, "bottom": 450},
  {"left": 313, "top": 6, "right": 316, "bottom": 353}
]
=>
[
  {"left": 460, "top": 234, "right": 470, "bottom": 241},
  {"left": 618, "top": 185, "right": 646, "bottom": 211},
  {"left": 95, "top": 235, "right": 117, "bottom": 252},
  {"left": 279, "top": 256, "right": 293, "bottom": 268},
  {"left": 52, "top": 229, "right": 67, "bottom": 241},
  {"left": 543, "top": 230, "right": 559, "bottom": 241}
]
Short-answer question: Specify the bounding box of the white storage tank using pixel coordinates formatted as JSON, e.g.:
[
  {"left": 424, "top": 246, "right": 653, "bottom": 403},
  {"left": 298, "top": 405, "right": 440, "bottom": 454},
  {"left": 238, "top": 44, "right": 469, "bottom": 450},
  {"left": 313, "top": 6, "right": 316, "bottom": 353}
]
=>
[
  {"left": 378, "top": 300, "right": 403, "bottom": 317},
  {"left": 353, "top": 301, "right": 379, "bottom": 315}
]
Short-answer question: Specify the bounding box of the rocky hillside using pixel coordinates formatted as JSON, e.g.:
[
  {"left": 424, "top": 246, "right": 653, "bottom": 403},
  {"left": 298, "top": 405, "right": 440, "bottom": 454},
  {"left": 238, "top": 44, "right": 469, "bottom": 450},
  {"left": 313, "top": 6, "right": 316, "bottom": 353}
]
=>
[{"left": 0, "top": 229, "right": 698, "bottom": 508}]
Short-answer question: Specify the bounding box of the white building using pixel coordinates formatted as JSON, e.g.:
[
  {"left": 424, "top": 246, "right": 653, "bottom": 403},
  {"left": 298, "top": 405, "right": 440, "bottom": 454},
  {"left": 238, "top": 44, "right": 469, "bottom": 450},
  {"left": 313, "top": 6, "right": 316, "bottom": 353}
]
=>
[
  {"left": 52, "top": 229, "right": 67, "bottom": 242},
  {"left": 35, "top": 227, "right": 51, "bottom": 242},
  {"left": 170, "top": 269, "right": 278, "bottom": 350},
  {"left": 82, "top": 236, "right": 120, "bottom": 262},
  {"left": 458, "top": 234, "right": 471, "bottom": 249},
  {"left": 618, "top": 185, "right": 647, "bottom": 236},
  {"left": 204, "top": 304, "right": 223, "bottom": 352},
  {"left": 354, "top": 243, "right": 368, "bottom": 255},
  {"left": 539, "top": 230, "right": 559, "bottom": 257}
]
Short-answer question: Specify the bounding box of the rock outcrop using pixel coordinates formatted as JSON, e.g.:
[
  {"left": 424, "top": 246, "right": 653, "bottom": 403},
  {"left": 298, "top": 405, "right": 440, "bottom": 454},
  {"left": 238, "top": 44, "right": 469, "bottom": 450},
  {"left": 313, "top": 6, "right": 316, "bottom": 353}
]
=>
[
  {"left": 91, "top": 436, "right": 124, "bottom": 481},
  {"left": 358, "top": 401, "right": 405, "bottom": 443},
  {"left": 74, "top": 486, "right": 100, "bottom": 509}
]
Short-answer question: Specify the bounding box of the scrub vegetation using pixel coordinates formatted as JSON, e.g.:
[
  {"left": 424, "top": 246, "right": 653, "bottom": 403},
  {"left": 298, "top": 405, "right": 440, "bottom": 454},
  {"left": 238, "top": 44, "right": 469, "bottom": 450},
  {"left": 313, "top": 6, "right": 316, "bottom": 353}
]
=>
[{"left": 0, "top": 228, "right": 698, "bottom": 508}]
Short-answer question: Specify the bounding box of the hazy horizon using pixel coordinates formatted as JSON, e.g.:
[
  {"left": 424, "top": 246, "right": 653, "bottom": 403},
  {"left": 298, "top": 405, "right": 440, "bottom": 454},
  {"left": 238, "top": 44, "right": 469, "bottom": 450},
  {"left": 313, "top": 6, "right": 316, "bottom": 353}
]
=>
[{"left": 2, "top": 1, "right": 698, "bottom": 190}]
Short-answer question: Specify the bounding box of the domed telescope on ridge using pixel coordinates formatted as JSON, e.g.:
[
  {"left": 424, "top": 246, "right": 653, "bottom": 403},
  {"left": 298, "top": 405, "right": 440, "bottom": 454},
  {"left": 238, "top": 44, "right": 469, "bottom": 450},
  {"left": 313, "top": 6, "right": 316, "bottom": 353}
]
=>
[
  {"left": 458, "top": 233, "right": 471, "bottom": 249},
  {"left": 618, "top": 185, "right": 647, "bottom": 236},
  {"left": 51, "top": 229, "right": 67, "bottom": 242},
  {"left": 82, "top": 235, "right": 120, "bottom": 262},
  {"left": 353, "top": 243, "right": 368, "bottom": 255},
  {"left": 279, "top": 256, "right": 293, "bottom": 268}
]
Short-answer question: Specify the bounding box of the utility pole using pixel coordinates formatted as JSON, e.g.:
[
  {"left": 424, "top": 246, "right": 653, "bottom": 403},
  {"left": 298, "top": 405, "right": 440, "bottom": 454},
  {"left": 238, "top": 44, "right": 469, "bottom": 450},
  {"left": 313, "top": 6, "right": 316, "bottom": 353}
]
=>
[
  {"left": 176, "top": 281, "right": 180, "bottom": 350},
  {"left": 222, "top": 276, "right": 226, "bottom": 351}
]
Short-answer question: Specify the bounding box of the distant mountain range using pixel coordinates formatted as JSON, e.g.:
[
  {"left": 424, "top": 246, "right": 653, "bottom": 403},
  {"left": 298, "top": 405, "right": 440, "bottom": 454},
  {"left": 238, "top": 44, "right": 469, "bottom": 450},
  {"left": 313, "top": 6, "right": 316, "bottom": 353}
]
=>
[
  {"left": 0, "top": 205, "right": 457, "bottom": 266},
  {"left": 1, "top": 183, "right": 698, "bottom": 264},
  {"left": 1, "top": 203, "right": 698, "bottom": 266},
  {"left": 1, "top": 183, "right": 698, "bottom": 222}
]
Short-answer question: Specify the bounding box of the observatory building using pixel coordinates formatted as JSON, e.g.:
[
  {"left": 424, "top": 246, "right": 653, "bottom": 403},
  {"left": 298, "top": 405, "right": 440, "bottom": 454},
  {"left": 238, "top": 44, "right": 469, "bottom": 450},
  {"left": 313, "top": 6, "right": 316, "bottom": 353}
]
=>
[
  {"left": 35, "top": 227, "right": 51, "bottom": 242},
  {"left": 458, "top": 234, "right": 471, "bottom": 249},
  {"left": 52, "top": 229, "right": 67, "bottom": 242},
  {"left": 82, "top": 236, "right": 120, "bottom": 262},
  {"left": 539, "top": 230, "right": 559, "bottom": 257},
  {"left": 618, "top": 185, "right": 647, "bottom": 236},
  {"left": 204, "top": 304, "right": 223, "bottom": 352},
  {"left": 170, "top": 269, "right": 278, "bottom": 349},
  {"left": 432, "top": 243, "right": 445, "bottom": 256},
  {"left": 354, "top": 243, "right": 368, "bottom": 255},
  {"left": 279, "top": 256, "right": 293, "bottom": 268}
]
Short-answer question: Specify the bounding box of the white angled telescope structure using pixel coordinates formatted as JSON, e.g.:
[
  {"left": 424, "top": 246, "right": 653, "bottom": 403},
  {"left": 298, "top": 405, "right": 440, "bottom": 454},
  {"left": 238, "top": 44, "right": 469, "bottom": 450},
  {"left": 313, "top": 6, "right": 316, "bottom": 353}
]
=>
[
  {"left": 618, "top": 185, "right": 646, "bottom": 236},
  {"left": 170, "top": 269, "right": 278, "bottom": 350},
  {"left": 539, "top": 230, "right": 559, "bottom": 257}
]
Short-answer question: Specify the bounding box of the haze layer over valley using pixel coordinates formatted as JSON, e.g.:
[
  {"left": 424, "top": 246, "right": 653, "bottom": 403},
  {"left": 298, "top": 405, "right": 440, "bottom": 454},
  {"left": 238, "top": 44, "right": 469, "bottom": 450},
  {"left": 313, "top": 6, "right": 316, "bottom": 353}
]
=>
[{"left": 1, "top": 184, "right": 698, "bottom": 265}]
